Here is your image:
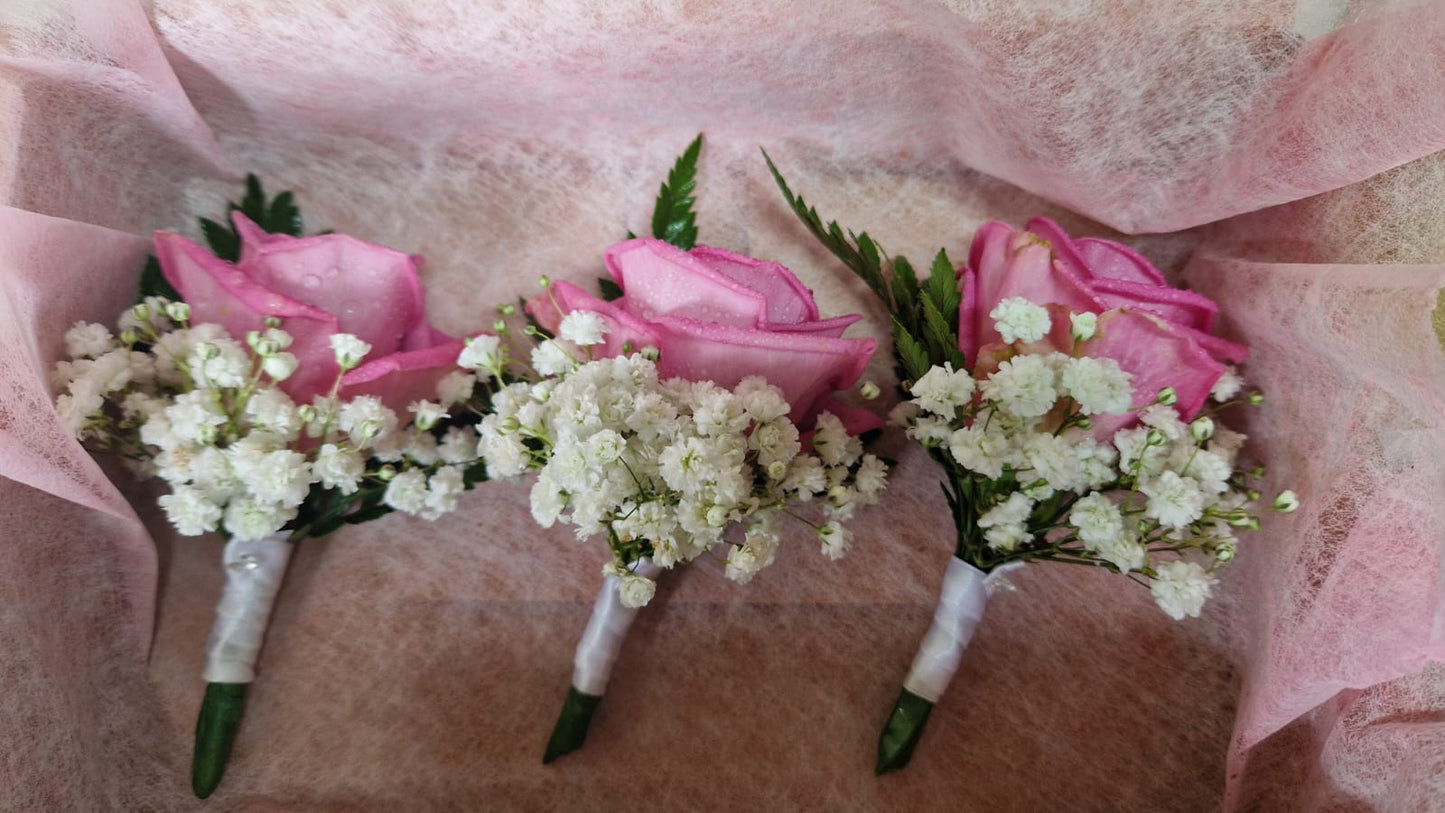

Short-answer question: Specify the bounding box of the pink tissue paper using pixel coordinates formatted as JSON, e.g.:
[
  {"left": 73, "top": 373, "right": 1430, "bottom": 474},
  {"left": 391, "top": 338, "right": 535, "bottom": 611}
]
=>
[{"left": 2, "top": 1, "right": 1443, "bottom": 810}]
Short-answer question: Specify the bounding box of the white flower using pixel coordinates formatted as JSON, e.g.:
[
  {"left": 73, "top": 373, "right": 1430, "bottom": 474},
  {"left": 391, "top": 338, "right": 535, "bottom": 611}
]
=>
[
  {"left": 811, "top": 413, "right": 861, "bottom": 467},
  {"left": 909, "top": 363, "right": 976, "bottom": 416},
  {"left": 1069, "top": 312, "right": 1097, "bottom": 342},
  {"left": 337, "top": 396, "right": 397, "bottom": 447},
  {"left": 262, "top": 352, "right": 298, "bottom": 382},
  {"left": 158, "top": 485, "right": 222, "bottom": 535},
  {"left": 382, "top": 470, "right": 429, "bottom": 514},
  {"left": 1060, "top": 356, "right": 1133, "bottom": 415},
  {"left": 947, "top": 422, "right": 1013, "bottom": 480},
  {"left": 64, "top": 322, "right": 114, "bottom": 359},
  {"left": 537, "top": 340, "right": 580, "bottom": 377},
  {"left": 984, "top": 523, "right": 1030, "bottom": 552},
  {"left": 982, "top": 354, "right": 1058, "bottom": 418},
  {"left": 1074, "top": 438, "right": 1119, "bottom": 489},
  {"left": 691, "top": 385, "right": 749, "bottom": 437},
  {"left": 422, "top": 465, "right": 465, "bottom": 519},
  {"left": 1139, "top": 405, "right": 1187, "bottom": 442},
  {"left": 1115, "top": 427, "right": 1167, "bottom": 477},
  {"left": 438, "top": 426, "right": 479, "bottom": 465},
  {"left": 243, "top": 450, "right": 314, "bottom": 508},
  {"left": 1174, "top": 447, "right": 1231, "bottom": 495},
  {"left": 1023, "top": 433, "right": 1084, "bottom": 492},
  {"left": 749, "top": 418, "right": 802, "bottom": 469},
  {"left": 244, "top": 387, "right": 301, "bottom": 441},
  {"left": 1068, "top": 492, "right": 1125, "bottom": 547},
  {"left": 55, "top": 391, "right": 104, "bottom": 437},
  {"left": 480, "top": 423, "right": 530, "bottom": 478},
  {"left": 408, "top": 400, "right": 446, "bottom": 431},
  {"left": 223, "top": 496, "right": 295, "bottom": 541},
  {"left": 313, "top": 443, "right": 365, "bottom": 494},
  {"left": 189, "top": 446, "right": 240, "bottom": 503},
  {"left": 617, "top": 572, "right": 657, "bottom": 608},
  {"left": 1140, "top": 471, "right": 1205, "bottom": 528},
  {"left": 818, "top": 520, "right": 851, "bottom": 560},
  {"left": 989, "top": 297, "right": 1052, "bottom": 344},
  {"left": 1094, "top": 534, "right": 1147, "bottom": 574},
  {"left": 330, "top": 333, "right": 371, "bottom": 370},
  {"left": 854, "top": 454, "right": 889, "bottom": 500},
  {"left": 437, "top": 372, "right": 477, "bottom": 408},
  {"left": 457, "top": 335, "right": 502, "bottom": 371},
  {"left": 736, "top": 377, "right": 790, "bottom": 422},
  {"left": 529, "top": 475, "right": 566, "bottom": 527},
  {"left": 190, "top": 339, "right": 251, "bottom": 389},
  {"left": 559, "top": 311, "right": 609, "bottom": 346},
  {"left": 979, "top": 491, "right": 1033, "bottom": 530},
  {"left": 1210, "top": 368, "right": 1243, "bottom": 402},
  {"left": 165, "top": 391, "right": 228, "bottom": 444},
  {"left": 1150, "top": 560, "right": 1214, "bottom": 620},
  {"left": 780, "top": 456, "right": 827, "bottom": 500}
]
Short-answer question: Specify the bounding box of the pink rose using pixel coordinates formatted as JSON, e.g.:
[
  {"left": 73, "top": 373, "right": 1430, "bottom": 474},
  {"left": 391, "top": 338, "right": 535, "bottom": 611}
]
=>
[
  {"left": 526, "top": 238, "right": 878, "bottom": 427},
  {"left": 960, "top": 217, "right": 1247, "bottom": 433},
  {"left": 155, "top": 212, "right": 466, "bottom": 410}
]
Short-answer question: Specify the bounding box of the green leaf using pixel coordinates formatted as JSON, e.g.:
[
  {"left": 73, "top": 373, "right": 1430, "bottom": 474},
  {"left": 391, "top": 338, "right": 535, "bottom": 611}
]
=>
[
  {"left": 892, "top": 319, "right": 930, "bottom": 383},
  {"left": 137, "top": 255, "right": 180, "bottom": 301},
  {"left": 890, "top": 254, "right": 920, "bottom": 336},
  {"left": 651, "top": 134, "right": 703, "bottom": 250},
  {"left": 266, "top": 190, "right": 303, "bottom": 236},
  {"left": 192, "top": 682, "right": 247, "bottom": 798},
  {"left": 921, "top": 294, "right": 966, "bottom": 369},
  {"left": 543, "top": 686, "right": 603, "bottom": 764},
  {"left": 927, "top": 248, "right": 961, "bottom": 328},
  {"left": 597, "top": 277, "right": 625, "bottom": 302},
  {"left": 199, "top": 217, "right": 240, "bottom": 262},
  {"left": 876, "top": 687, "right": 934, "bottom": 775}
]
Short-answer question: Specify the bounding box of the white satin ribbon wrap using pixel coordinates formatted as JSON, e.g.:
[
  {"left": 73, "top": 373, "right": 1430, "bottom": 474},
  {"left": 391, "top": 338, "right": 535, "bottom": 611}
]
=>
[
  {"left": 202, "top": 533, "right": 293, "bottom": 684},
  {"left": 903, "top": 558, "right": 1024, "bottom": 703},
  {"left": 572, "top": 559, "right": 662, "bottom": 696}
]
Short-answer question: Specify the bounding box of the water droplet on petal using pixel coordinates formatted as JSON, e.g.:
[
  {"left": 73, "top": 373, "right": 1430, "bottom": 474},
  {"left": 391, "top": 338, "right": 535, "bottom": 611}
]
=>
[{"left": 303, "top": 274, "right": 322, "bottom": 289}]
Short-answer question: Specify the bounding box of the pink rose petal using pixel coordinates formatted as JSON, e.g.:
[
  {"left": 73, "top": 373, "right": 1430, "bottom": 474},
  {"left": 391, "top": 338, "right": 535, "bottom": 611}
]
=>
[
  {"left": 1092, "top": 278, "right": 1218, "bottom": 332},
  {"left": 155, "top": 230, "right": 342, "bottom": 401},
  {"left": 339, "top": 336, "right": 470, "bottom": 413},
  {"left": 691, "top": 245, "right": 820, "bottom": 324},
  {"left": 525, "top": 281, "right": 663, "bottom": 357},
  {"left": 231, "top": 212, "right": 425, "bottom": 357},
  {"left": 648, "top": 315, "right": 876, "bottom": 424},
  {"left": 769, "top": 313, "right": 862, "bottom": 338},
  {"left": 1074, "top": 237, "right": 1168, "bottom": 286},
  {"left": 605, "top": 238, "right": 768, "bottom": 328},
  {"left": 1079, "top": 309, "right": 1227, "bottom": 437}
]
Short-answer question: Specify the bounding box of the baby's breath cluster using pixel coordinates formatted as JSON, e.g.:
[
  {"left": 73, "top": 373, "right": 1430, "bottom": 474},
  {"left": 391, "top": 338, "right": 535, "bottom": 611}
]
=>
[
  {"left": 461, "top": 313, "right": 888, "bottom": 608},
  {"left": 894, "top": 302, "right": 1294, "bottom": 621},
  {"left": 53, "top": 299, "right": 485, "bottom": 542}
]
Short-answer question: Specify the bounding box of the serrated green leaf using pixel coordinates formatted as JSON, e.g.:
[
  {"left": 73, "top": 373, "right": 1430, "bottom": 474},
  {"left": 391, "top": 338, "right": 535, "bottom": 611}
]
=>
[
  {"left": 266, "top": 191, "right": 303, "bottom": 236},
  {"left": 137, "top": 255, "right": 180, "bottom": 300},
  {"left": 892, "top": 319, "right": 930, "bottom": 383},
  {"left": 927, "top": 248, "right": 960, "bottom": 325},
  {"left": 651, "top": 134, "right": 703, "bottom": 250},
  {"left": 890, "top": 254, "right": 920, "bottom": 336},
  {"left": 199, "top": 217, "right": 240, "bottom": 262},
  {"left": 921, "top": 295, "right": 965, "bottom": 369},
  {"left": 239, "top": 174, "right": 266, "bottom": 222},
  {"left": 597, "top": 277, "right": 624, "bottom": 302}
]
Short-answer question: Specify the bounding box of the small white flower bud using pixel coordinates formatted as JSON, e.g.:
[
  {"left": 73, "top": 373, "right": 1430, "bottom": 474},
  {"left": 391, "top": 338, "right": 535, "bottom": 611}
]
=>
[
  {"left": 377, "top": 465, "right": 397, "bottom": 481},
  {"left": 263, "top": 316, "right": 282, "bottom": 328},
  {"left": 493, "top": 319, "right": 508, "bottom": 334},
  {"left": 705, "top": 505, "right": 729, "bottom": 527},
  {"left": 767, "top": 460, "right": 788, "bottom": 480},
  {"left": 131, "top": 303, "right": 151, "bottom": 321},
  {"left": 195, "top": 342, "right": 219, "bottom": 361},
  {"left": 330, "top": 333, "right": 371, "bottom": 370},
  {"left": 1190, "top": 417, "right": 1215, "bottom": 442},
  {"left": 859, "top": 381, "right": 881, "bottom": 401},
  {"left": 1156, "top": 386, "right": 1178, "bottom": 406},
  {"left": 538, "top": 275, "right": 551, "bottom": 288},
  {"left": 1075, "top": 416, "right": 1093, "bottom": 430},
  {"left": 262, "top": 352, "right": 298, "bottom": 381},
  {"left": 1070, "top": 311, "right": 1097, "bottom": 342},
  {"left": 1215, "top": 544, "right": 1235, "bottom": 562},
  {"left": 297, "top": 404, "right": 318, "bottom": 423},
  {"left": 497, "top": 303, "right": 516, "bottom": 316},
  {"left": 1273, "top": 490, "right": 1299, "bottom": 513},
  {"left": 120, "top": 328, "right": 139, "bottom": 346},
  {"left": 640, "top": 346, "right": 661, "bottom": 362},
  {"left": 164, "top": 301, "right": 190, "bottom": 322},
  {"left": 1247, "top": 391, "right": 1265, "bottom": 405},
  {"left": 1146, "top": 429, "right": 1166, "bottom": 447}
]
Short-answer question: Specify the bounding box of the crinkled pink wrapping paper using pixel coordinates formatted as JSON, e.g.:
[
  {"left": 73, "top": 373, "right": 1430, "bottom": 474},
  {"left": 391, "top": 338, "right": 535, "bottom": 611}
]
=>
[{"left": 2, "top": 1, "right": 1443, "bottom": 810}]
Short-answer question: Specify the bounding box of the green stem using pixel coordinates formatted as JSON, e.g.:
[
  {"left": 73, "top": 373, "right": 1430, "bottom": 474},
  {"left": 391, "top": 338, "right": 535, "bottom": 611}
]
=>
[
  {"left": 543, "top": 687, "right": 603, "bottom": 764},
  {"left": 192, "top": 682, "right": 248, "bottom": 798},
  {"left": 875, "top": 688, "right": 934, "bottom": 775}
]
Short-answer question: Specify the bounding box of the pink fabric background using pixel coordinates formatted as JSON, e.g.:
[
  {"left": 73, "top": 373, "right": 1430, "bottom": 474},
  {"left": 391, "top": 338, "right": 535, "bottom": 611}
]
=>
[{"left": 3, "top": 1, "right": 1443, "bottom": 809}]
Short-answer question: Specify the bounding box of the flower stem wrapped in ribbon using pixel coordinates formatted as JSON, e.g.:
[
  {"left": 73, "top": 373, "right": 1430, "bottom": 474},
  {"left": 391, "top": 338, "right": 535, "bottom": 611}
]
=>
[
  {"left": 459, "top": 138, "right": 889, "bottom": 762},
  {"left": 52, "top": 178, "right": 489, "bottom": 798},
  {"left": 764, "top": 153, "right": 1298, "bottom": 774}
]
